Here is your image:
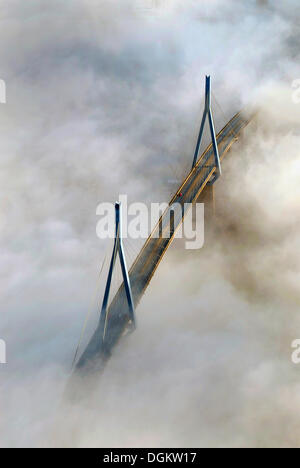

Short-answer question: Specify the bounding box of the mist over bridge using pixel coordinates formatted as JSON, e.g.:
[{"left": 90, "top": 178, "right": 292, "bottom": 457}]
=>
[{"left": 72, "top": 77, "right": 254, "bottom": 378}]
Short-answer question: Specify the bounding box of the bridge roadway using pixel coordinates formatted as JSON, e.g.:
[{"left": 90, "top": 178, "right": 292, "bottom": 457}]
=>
[{"left": 75, "top": 110, "right": 253, "bottom": 372}]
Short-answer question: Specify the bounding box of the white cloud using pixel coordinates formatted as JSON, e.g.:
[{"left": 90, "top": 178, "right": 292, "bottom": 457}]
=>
[{"left": 1, "top": 0, "right": 300, "bottom": 448}]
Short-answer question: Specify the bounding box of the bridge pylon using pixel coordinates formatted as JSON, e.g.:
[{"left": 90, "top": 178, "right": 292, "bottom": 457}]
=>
[
  {"left": 99, "top": 202, "right": 136, "bottom": 343},
  {"left": 192, "top": 76, "right": 221, "bottom": 184}
]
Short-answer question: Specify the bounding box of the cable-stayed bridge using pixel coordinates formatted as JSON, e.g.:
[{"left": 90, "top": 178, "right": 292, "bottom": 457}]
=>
[{"left": 72, "top": 78, "right": 254, "bottom": 376}]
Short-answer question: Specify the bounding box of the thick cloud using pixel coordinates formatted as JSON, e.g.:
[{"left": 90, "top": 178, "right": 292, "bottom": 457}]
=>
[{"left": 0, "top": 0, "right": 300, "bottom": 447}]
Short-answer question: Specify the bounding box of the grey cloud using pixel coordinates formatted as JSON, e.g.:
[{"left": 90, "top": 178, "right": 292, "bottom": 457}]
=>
[{"left": 0, "top": 0, "right": 300, "bottom": 448}]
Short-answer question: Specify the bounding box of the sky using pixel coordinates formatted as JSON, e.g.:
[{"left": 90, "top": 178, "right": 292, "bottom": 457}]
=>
[{"left": 0, "top": 0, "right": 300, "bottom": 448}]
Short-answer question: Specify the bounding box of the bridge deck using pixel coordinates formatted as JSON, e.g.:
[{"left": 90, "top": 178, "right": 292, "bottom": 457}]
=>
[{"left": 76, "top": 110, "right": 252, "bottom": 372}]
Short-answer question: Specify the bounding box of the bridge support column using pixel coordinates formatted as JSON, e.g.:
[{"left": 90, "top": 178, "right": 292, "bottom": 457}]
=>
[
  {"left": 99, "top": 202, "right": 136, "bottom": 343},
  {"left": 192, "top": 76, "right": 221, "bottom": 185}
]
